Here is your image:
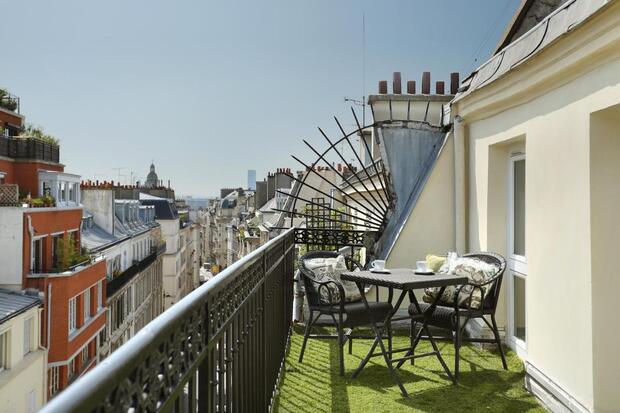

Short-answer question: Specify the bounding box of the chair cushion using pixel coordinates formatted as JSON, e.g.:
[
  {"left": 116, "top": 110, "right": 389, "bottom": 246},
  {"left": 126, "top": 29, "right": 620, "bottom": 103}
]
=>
[
  {"left": 422, "top": 256, "right": 499, "bottom": 309},
  {"left": 408, "top": 303, "right": 455, "bottom": 329},
  {"left": 303, "top": 255, "right": 362, "bottom": 305},
  {"left": 343, "top": 301, "right": 393, "bottom": 327}
]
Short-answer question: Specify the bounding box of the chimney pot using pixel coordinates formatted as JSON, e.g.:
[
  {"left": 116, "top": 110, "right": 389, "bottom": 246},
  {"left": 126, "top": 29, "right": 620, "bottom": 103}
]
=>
[
  {"left": 450, "top": 72, "right": 460, "bottom": 95},
  {"left": 436, "top": 81, "right": 445, "bottom": 95},
  {"left": 422, "top": 72, "right": 431, "bottom": 94},
  {"left": 392, "top": 72, "right": 402, "bottom": 94},
  {"left": 378, "top": 80, "right": 388, "bottom": 94},
  {"left": 407, "top": 80, "right": 416, "bottom": 94}
]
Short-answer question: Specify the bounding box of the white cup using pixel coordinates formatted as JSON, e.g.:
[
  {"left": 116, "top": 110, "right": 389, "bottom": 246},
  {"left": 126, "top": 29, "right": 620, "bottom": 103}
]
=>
[
  {"left": 416, "top": 260, "right": 429, "bottom": 272},
  {"left": 371, "top": 260, "right": 386, "bottom": 271}
]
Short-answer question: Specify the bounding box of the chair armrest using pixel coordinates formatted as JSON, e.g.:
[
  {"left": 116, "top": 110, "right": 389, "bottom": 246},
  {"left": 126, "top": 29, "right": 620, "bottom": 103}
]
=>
[
  {"left": 315, "top": 279, "right": 346, "bottom": 313},
  {"left": 453, "top": 283, "right": 486, "bottom": 312}
]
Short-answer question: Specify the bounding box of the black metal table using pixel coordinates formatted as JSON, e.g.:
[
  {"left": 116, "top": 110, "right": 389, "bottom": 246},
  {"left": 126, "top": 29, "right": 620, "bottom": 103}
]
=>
[{"left": 340, "top": 268, "right": 468, "bottom": 398}]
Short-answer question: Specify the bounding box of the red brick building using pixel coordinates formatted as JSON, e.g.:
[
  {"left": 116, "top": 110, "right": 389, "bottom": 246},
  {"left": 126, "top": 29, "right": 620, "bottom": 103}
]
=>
[{"left": 0, "top": 91, "right": 107, "bottom": 397}]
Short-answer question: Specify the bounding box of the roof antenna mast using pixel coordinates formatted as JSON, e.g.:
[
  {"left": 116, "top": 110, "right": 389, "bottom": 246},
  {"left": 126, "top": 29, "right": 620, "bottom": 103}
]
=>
[{"left": 344, "top": 12, "right": 367, "bottom": 125}]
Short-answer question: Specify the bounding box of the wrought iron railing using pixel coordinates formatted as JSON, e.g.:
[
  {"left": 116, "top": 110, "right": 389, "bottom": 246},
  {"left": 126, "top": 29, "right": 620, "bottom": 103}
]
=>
[
  {"left": 0, "top": 184, "right": 19, "bottom": 206},
  {"left": 107, "top": 249, "right": 160, "bottom": 297},
  {"left": 0, "top": 136, "right": 60, "bottom": 163},
  {"left": 40, "top": 228, "right": 295, "bottom": 412}
]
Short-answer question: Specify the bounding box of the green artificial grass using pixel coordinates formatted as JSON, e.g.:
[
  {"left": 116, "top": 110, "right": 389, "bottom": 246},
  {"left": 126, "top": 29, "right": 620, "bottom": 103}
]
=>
[{"left": 274, "top": 326, "right": 545, "bottom": 413}]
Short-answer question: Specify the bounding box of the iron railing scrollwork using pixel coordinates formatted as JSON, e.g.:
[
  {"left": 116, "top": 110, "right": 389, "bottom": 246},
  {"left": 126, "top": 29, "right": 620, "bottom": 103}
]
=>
[
  {"left": 40, "top": 228, "right": 296, "bottom": 413},
  {"left": 293, "top": 227, "right": 368, "bottom": 248}
]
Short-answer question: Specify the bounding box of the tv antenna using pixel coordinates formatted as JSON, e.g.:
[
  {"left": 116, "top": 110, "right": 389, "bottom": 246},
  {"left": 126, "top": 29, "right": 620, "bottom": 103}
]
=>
[{"left": 344, "top": 12, "right": 367, "bottom": 125}]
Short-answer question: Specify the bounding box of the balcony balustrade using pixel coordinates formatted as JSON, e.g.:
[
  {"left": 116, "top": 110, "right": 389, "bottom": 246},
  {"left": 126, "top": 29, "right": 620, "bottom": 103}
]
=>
[
  {"left": 0, "top": 135, "right": 60, "bottom": 163},
  {"left": 107, "top": 248, "right": 161, "bottom": 297},
  {"left": 40, "top": 228, "right": 295, "bottom": 412}
]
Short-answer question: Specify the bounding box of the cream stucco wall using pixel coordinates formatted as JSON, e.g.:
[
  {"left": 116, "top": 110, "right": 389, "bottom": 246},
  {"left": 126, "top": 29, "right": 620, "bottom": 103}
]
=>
[
  {"left": 0, "top": 307, "right": 47, "bottom": 413},
  {"left": 453, "top": 10, "right": 620, "bottom": 410},
  {"left": 589, "top": 103, "right": 620, "bottom": 413}
]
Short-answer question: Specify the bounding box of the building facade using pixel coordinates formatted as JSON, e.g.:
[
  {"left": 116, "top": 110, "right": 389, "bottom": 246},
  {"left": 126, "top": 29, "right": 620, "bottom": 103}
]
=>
[
  {"left": 80, "top": 187, "right": 165, "bottom": 358},
  {"left": 0, "top": 289, "right": 47, "bottom": 413}
]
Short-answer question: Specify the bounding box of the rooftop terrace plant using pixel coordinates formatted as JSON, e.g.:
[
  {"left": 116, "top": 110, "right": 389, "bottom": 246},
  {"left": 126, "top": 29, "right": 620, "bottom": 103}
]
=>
[
  {"left": 0, "top": 88, "right": 18, "bottom": 112},
  {"left": 53, "top": 236, "right": 91, "bottom": 272},
  {"left": 18, "top": 124, "right": 60, "bottom": 147}
]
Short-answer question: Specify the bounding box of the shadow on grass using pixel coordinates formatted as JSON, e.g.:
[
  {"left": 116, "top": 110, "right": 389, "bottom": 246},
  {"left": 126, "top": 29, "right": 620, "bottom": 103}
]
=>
[{"left": 274, "top": 328, "right": 545, "bottom": 413}]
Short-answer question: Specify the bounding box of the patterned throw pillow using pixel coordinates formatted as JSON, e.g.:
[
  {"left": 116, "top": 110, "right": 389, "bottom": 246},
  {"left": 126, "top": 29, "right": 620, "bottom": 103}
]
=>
[
  {"left": 422, "top": 257, "right": 498, "bottom": 309},
  {"left": 304, "top": 255, "right": 362, "bottom": 305}
]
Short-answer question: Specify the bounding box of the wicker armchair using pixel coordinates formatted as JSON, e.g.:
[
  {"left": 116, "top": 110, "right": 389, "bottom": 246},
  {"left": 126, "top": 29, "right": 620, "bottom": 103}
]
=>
[
  {"left": 404, "top": 252, "right": 508, "bottom": 380},
  {"left": 298, "top": 250, "right": 393, "bottom": 376}
]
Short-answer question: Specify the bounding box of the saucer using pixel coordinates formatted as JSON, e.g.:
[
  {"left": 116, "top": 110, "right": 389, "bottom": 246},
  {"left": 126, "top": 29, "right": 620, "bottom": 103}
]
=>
[
  {"left": 370, "top": 269, "right": 391, "bottom": 274},
  {"left": 414, "top": 270, "right": 435, "bottom": 275}
]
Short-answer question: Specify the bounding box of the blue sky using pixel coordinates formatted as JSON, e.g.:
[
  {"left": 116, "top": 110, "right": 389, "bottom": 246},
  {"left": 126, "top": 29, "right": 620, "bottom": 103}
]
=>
[{"left": 1, "top": 0, "right": 519, "bottom": 197}]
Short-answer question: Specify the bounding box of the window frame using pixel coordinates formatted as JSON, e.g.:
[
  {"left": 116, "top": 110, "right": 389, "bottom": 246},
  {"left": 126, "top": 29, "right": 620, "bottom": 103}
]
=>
[
  {"left": 83, "top": 289, "right": 91, "bottom": 322},
  {"left": 0, "top": 329, "right": 10, "bottom": 371},
  {"left": 23, "top": 316, "right": 34, "bottom": 355},
  {"left": 97, "top": 280, "right": 103, "bottom": 310},
  {"left": 68, "top": 297, "right": 77, "bottom": 334}
]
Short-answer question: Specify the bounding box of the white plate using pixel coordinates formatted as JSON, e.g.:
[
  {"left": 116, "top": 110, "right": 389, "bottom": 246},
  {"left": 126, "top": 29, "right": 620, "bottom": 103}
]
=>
[
  {"left": 370, "top": 269, "right": 391, "bottom": 274},
  {"left": 414, "top": 270, "right": 435, "bottom": 275}
]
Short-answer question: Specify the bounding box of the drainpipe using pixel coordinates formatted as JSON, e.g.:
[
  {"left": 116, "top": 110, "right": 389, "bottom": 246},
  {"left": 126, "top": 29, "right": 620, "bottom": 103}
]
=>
[
  {"left": 47, "top": 283, "right": 52, "bottom": 352},
  {"left": 453, "top": 113, "right": 467, "bottom": 254}
]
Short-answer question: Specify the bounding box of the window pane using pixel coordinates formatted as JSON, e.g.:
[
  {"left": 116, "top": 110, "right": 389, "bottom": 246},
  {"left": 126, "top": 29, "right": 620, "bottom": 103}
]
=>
[
  {"left": 513, "top": 159, "right": 526, "bottom": 256},
  {"left": 513, "top": 274, "right": 526, "bottom": 341}
]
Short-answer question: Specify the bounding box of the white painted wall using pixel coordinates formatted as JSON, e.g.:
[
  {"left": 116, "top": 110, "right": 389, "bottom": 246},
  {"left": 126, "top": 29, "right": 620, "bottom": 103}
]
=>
[
  {"left": 0, "top": 208, "right": 24, "bottom": 287},
  {"left": 81, "top": 189, "right": 115, "bottom": 235}
]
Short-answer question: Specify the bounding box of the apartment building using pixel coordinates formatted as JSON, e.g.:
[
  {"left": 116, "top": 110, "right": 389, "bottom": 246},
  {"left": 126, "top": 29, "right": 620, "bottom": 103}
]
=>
[
  {"left": 0, "top": 91, "right": 107, "bottom": 398},
  {"left": 80, "top": 186, "right": 164, "bottom": 357},
  {"left": 139, "top": 193, "right": 186, "bottom": 309},
  {"left": 0, "top": 289, "right": 46, "bottom": 413}
]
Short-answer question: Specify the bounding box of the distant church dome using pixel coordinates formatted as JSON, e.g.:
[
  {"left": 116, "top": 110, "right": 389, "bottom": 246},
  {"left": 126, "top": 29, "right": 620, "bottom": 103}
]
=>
[{"left": 145, "top": 163, "right": 159, "bottom": 188}]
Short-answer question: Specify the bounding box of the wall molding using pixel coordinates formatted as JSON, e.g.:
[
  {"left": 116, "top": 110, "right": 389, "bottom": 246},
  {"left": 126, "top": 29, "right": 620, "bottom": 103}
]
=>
[{"left": 525, "top": 362, "right": 591, "bottom": 413}]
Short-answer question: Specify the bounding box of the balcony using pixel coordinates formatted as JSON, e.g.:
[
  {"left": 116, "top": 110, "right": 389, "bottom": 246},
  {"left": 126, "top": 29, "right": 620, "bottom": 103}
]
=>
[
  {"left": 30, "top": 254, "right": 105, "bottom": 277},
  {"left": 107, "top": 248, "right": 161, "bottom": 296},
  {"left": 0, "top": 135, "right": 60, "bottom": 163},
  {"left": 41, "top": 228, "right": 295, "bottom": 412},
  {"left": 40, "top": 228, "right": 541, "bottom": 412}
]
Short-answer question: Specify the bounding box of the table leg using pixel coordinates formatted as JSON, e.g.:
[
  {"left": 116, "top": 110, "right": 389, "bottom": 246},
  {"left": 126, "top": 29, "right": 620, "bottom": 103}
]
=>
[
  {"left": 395, "top": 288, "right": 456, "bottom": 383},
  {"left": 351, "top": 282, "right": 410, "bottom": 397}
]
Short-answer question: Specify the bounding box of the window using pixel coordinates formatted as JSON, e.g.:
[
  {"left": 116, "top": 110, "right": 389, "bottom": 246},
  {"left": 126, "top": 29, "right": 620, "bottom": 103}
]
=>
[
  {"left": 68, "top": 355, "right": 76, "bottom": 381},
  {"left": 508, "top": 154, "right": 527, "bottom": 357},
  {"left": 32, "top": 238, "right": 44, "bottom": 273},
  {"left": 60, "top": 182, "right": 66, "bottom": 202},
  {"left": 68, "top": 183, "right": 76, "bottom": 203},
  {"left": 81, "top": 345, "right": 89, "bottom": 365},
  {"left": 112, "top": 255, "right": 121, "bottom": 276},
  {"left": 83, "top": 289, "right": 91, "bottom": 321},
  {"left": 0, "top": 330, "right": 9, "bottom": 371},
  {"left": 52, "top": 235, "right": 62, "bottom": 269},
  {"left": 49, "top": 367, "right": 60, "bottom": 396},
  {"left": 97, "top": 281, "right": 103, "bottom": 310},
  {"left": 24, "top": 317, "right": 34, "bottom": 355},
  {"left": 68, "top": 297, "right": 77, "bottom": 333}
]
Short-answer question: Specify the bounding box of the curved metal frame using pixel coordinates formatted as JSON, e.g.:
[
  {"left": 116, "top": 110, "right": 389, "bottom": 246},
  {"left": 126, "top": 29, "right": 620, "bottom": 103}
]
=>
[{"left": 285, "top": 108, "right": 392, "bottom": 237}]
